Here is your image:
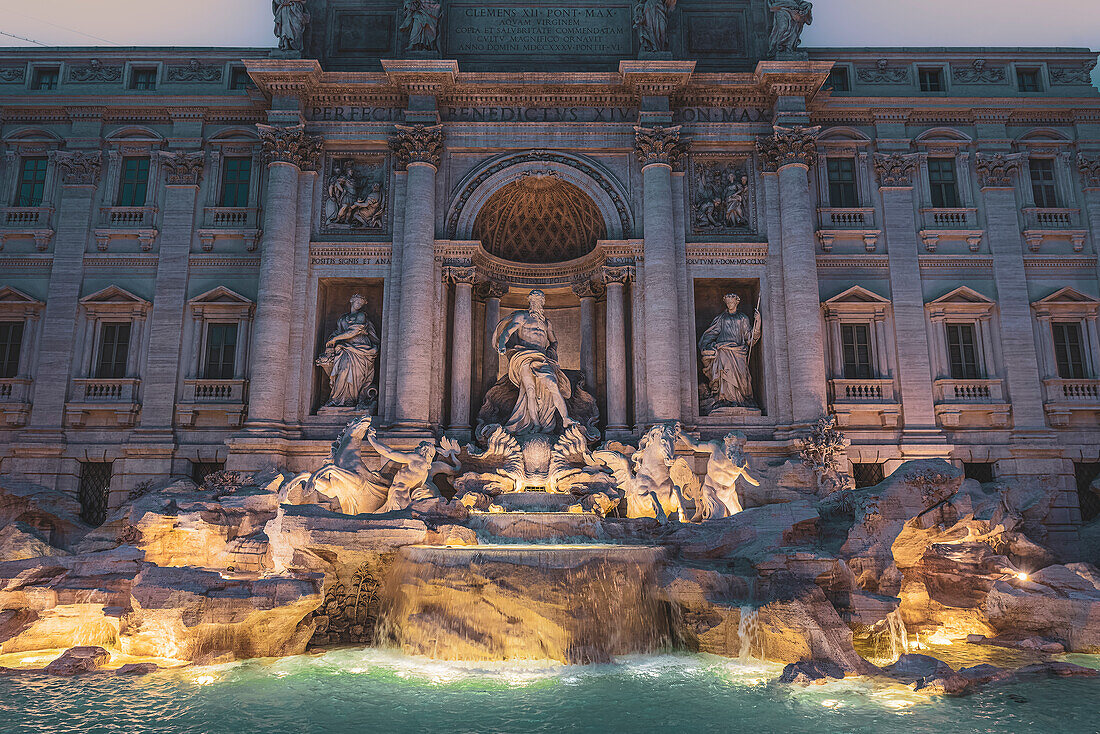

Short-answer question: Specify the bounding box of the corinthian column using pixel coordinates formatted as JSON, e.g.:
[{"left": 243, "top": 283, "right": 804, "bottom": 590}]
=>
[
  {"left": 603, "top": 266, "right": 633, "bottom": 432},
  {"left": 390, "top": 124, "right": 443, "bottom": 432},
  {"left": 1080, "top": 155, "right": 1100, "bottom": 294},
  {"left": 245, "top": 124, "right": 322, "bottom": 430},
  {"left": 635, "top": 125, "right": 685, "bottom": 423},
  {"left": 572, "top": 277, "right": 603, "bottom": 396},
  {"left": 759, "top": 126, "right": 827, "bottom": 424},
  {"left": 479, "top": 281, "right": 508, "bottom": 398},
  {"left": 446, "top": 266, "right": 476, "bottom": 432}
]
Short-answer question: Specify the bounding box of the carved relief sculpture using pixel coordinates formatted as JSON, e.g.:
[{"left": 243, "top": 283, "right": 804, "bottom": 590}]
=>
[
  {"left": 952, "top": 59, "right": 1006, "bottom": 84},
  {"left": 323, "top": 157, "right": 387, "bottom": 230},
  {"left": 633, "top": 0, "right": 677, "bottom": 54},
  {"left": 1079, "top": 155, "right": 1100, "bottom": 189},
  {"left": 51, "top": 151, "right": 102, "bottom": 185},
  {"left": 69, "top": 59, "right": 122, "bottom": 83},
  {"left": 692, "top": 158, "right": 752, "bottom": 233},
  {"left": 799, "top": 414, "right": 853, "bottom": 496},
  {"left": 1050, "top": 61, "right": 1097, "bottom": 85},
  {"left": 167, "top": 59, "right": 223, "bottom": 83},
  {"left": 273, "top": 0, "right": 311, "bottom": 53},
  {"left": 400, "top": 0, "right": 442, "bottom": 52},
  {"left": 679, "top": 430, "right": 761, "bottom": 522},
  {"left": 316, "top": 294, "right": 380, "bottom": 411},
  {"left": 767, "top": 0, "right": 813, "bottom": 57},
  {"left": 160, "top": 151, "right": 205, "bottom": 186},
  {"left": 857, "top": 59, "right": 909, "bottom": 84},
  {"left": 699, "top": 292, "right": 762, "bottom": 413},
  {"left": 975, "top": 153, "right": 1024, "bottom": 188},
  {"left": 873, "top": 153, "right": 919, "bottom": 188}
]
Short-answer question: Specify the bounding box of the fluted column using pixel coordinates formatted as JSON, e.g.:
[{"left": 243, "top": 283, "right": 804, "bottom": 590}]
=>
[
  {"left": 390, "top": 124, "right": 443, "bottom": 431},
  {"left": 873, "top": 153, "right": 940, "bottom": 436},
  {"left": 245, "top": 125, "right": 321, "bottom": 430},
  {"left": 479, "top": 281, "right": 508, "bottom": 397},
  {"left": 572, "top": 278, "right": 602, "bottom": 396},
  {"left": 759, "top": 127, "right": 827, "bottom": 424},
  {"left": 603, "top": 266, "right": 632, "bottom": 432},
  {"left": 446, "top": 266, "right": 476, "bottom": 431},
  {"left": 635, "top": 125, "right": 685, "bottom": 423},
  {"left": 1080, "top": 155, "right": 1100, "bottom": 288}
]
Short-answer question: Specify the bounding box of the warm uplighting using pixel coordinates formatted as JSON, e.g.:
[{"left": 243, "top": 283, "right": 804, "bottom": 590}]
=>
[
  {"left": 925, "top": 630, "right": 954, "bottom": 646},
  {"left": 1016, "top": 572, "right": 1029, "bottom": 582}
]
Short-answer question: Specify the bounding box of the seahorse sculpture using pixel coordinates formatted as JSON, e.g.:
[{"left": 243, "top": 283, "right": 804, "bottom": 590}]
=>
[
  {"left": 591, "top": 449, "right": 668, "bottom": 523},
  {"left": 280, "top": 415, "right": 390, "bottom": 515}
]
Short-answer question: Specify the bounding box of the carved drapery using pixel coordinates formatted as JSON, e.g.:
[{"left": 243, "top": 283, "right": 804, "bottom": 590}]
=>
[
  {"left": 757, "top": 126, "right": 820, "bottom": 170},
  {"left": 51, "top": 151, "right": 102, "bottom": 185},
  {"left": 873, "top": 153, "right": 919, "bottom": 188},
  {"left": 258, "top": 124, "right": 323, "bottom": 170},
  {"left": 160, "top": 151, "right": 205, "bottom": 185},
  {"left": 1078, "top": 154, "right": 1100, "bottom": 189},
  {"left": 633, "top": 125, "right": 685, "bottom": 167},
  {"left": 975, "top": 153, "right": 1025, "bottom": 189},
  {"left": 390, "top": 124, "right": 444, "bottom": 168}
]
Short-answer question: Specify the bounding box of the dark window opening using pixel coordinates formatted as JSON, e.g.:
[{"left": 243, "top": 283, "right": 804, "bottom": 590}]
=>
[
  {"left": 219, "top": 157, "right": 252, "bottom": 207},
  {"left": 1053, "top": 322, "right": 1088, "bottom": 379},
  {"left": 0, "top": 321, "right": 24, "bottom": 379},
  {"left": 32, "top": 67, "right": 59, "bottom": 90},
  {"left": 827, "top": 158, "right": 859, "bottom": 208},
  {"left": 1017, "top": 68, "right": 1042, "bottom": 92},
  {"left": 204, "top": 323, "right": 238, "bottom": 380},
  {"left": 826, "top": 67, "right": 850, "bottom": 92},
  {"left": 229, "top": 67, "right": 251, "bottom": 90},
  {"left": 841, "top": 323, "right": 873, "bottom": 380},
  {"left": 1030, "top": 159, "right": 1059, "bottom": 208},
  {"left": 928, "top": 158, "right": 961, "bottom": 208},
  {"left": 964, "top": 462, "right": 995, "bottom": 484},
  {"left": 15, "top": 157, "right": 48, "bottom": 207},
  {"left": 130, "top": 67, "right": 157, "bottom": 90},
  {"left": 946, "top": 323, "right": 981, "bottom": 380},
  {"left": 853, "top": 462, "right": 885, "bottom": 488},
  {"left": 919, "top": 68, "right": 944, "bottom": 93},
  {"left": 1075, "top": 462, "right": 1100, "bottom": 522},
  {"left": 95, "top": 322, "right": 131, "bottom": 379},
  {"left": 117, "top": 156, "right": 150, "bottom": 207},
  {"left": 191, "top": 461, "right": 226, "bottom": 486},
  {"left": 78, "top": 461, "right": 112, "bottom": 527}
]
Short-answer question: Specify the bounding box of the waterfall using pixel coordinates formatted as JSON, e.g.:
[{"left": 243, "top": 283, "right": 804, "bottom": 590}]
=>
[
  {"left": 737, "top": 606, "right": 765, "bottom": 663},
  {"left": 873, "top": 610, "right": 910, "bottom": 663}
]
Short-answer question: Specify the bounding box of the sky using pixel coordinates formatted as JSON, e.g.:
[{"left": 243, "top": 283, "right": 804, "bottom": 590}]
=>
[{"left": 0, "top": 0, "right": 1097, "bottom": 85}]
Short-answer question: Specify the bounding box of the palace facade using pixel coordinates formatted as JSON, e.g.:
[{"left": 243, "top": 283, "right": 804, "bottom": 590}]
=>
[{"left": 0, "top": 0, "right": 1098, "bottom": 555}]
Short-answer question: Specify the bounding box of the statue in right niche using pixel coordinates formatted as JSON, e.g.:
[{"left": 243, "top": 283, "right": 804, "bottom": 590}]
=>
[
  {"left": 699, "top": 293, "right": 762, "bottom": 412},
  {"left": 317, "top": 293, "right": 380, "bottom": 410},
  {"left": 633, "top": 0, "right": 677, "bottom": 54},
  {"left": 768, "top": 0, "right": 813, "bottom": 57}
]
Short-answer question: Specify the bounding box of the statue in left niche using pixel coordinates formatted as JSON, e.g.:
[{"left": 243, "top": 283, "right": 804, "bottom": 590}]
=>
[
  {"left": 316, "top": 293, "right": 380, "bottom": 411},
  {"left": 699, "top": 292, "right": 762, "bottom": 413},
  {"left": 633, "top": 0, "right": 677, "bottom": 54},
  {"left": 400, "top": 0, "right": 442, "bottom": 52},
  {"left": 273, "top": 0, "right": 311, "bottom": 53},
  {"left": 324, "top": 160, "right": 387, "bottom": 230}
]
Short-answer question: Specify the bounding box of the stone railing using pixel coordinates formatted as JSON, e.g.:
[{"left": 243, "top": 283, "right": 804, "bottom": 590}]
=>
[
  {"left": 817, "top": 207, "right": 876, "bottom": 230},
  {"left": 99, "top": 206, "right": 157, "bottom": 228},
  {"left": 920, "top": 207, "right": 978, "bottom": 230},
  {"left": 829, "top": 378, "right": 896, "bottom": 403},
  {"left": 1023, "top": 207, "right": 1082, "bottom": 230},
  {"left": 2, "top": 206, "right": 52, "bottom": 228},
  {"left": 72, "top": 378, "right": 140, "bottom": 402},
  {"left": 0, "top": 378, "right": 31, "bottom": 403},
  {"left": 202, "top": 207, "right": 260, "bottom": 229},
  {"left": 182, "top": 378, "right": 247, "bottom": 403},
  {"left": 934, "top": 378, "right": 1005, "bottom": 403},
  {"left": 1044, "top": 378, "right": 1100, "bottom": 404}
]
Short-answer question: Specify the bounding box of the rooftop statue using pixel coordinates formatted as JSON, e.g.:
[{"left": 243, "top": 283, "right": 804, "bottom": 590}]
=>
[
  {"left": 273, "top": 0, "right": 311, "bottom": 53},
  {"left": 768, "top": 0, "right": 813, "bottom": 57},
  {"left": 401, "top": 0, "right": 443, "bottom": 52},
  {"left": 316, "top": 294, "right": 379, "bottom": 410},
  {"left": 699, "top": 293, "right": 762, "bottom": 412},
  {"left": 633, "top": 0, "right": 677, "bottom": 54}
]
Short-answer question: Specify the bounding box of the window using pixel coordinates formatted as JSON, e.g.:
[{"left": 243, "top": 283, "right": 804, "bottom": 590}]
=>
[
  {"left": 852, "top": 463, "right": 885, "bottom": 489},
  {"left": 130, "top": 67, "right": 157, "bottom": 90},
  {"left": 117, "top": 157, "right": 150, "bottom": 207},
  {"left": 826, "top": 67, "right": 850, "bottom": 92},
  {"left": 204, "top": 323, "right": 238, "bottom": 380},
  {"left": 827, "top": 158, "right": 859, "bottom": 208},
  {"left": 78, "top": 461, "right": 112, "bottom": 527},
  {"left": 919, "top": 68, "right": 944, "bottom": 93},
  {"left": 95, "top": 322, "right": 131, "bottom": 379},
  {"left": 31, "top": 67, "right": 59, "bottom": 90},
  {"left": 15, "top": 157, "right": 48, "bottom": 207},
  {"left": 841, "top": 323, "right": 873, "bottom": 380},
  {"left": 1052, "top": 322, "right": 1088, "bottom": 379},
  {"left": 1017, "top": 68, "right": 1042, "bottom": 92},
  {"left": 1075, "top": 462, "right": 1100, "bottom": 523},
  {"left": 229, "top": 67, "right": 251, "bottom": 90},
  {"left": 1029, "top": 159, "right": 1059, "bottom": 208},
  {"left": 0, "top": 321, "right": 24, "bottom": 379},
  {"left": 928, "top": 158, "right": 961, "bottom": 208},
  {"left": 946, "top": 323, "right": 981, "bottom": 380},
  {"left": 219, "top": 157, "right": 252, "bottom": 207},
  {"left": 964, "top": 462, "right": 995, "bottom": 484},
  {"left": 191, "top": 461, "right": 226, "bottom": 486}
]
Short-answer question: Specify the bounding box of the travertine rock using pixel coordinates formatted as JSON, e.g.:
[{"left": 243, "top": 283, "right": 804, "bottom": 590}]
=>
[
  {"left": 0, "top": 522, "right": 69, "bottom": 562},
  {"left": 0, "top": 477, "right": 91, "bottom": 550},
  {"left": 44, "top": 645, "right": 110, "bottom": 676},
  {"left": 779, "top": 659, "right": 847, "bottom": 684},
  {"left": 985, "top": 563, "right": 1100, "bottom": 652},
  {"left": 115, "top": 662, "right": 159, "bottom": 675},
  {"left": 663, "top": 500, "right": 819, "bottom": 562}
]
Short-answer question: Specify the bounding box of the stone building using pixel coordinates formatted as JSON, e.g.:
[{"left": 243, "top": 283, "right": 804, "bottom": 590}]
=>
[{"left": 0, "top": 0, "right": 1098, "bottom": 554}]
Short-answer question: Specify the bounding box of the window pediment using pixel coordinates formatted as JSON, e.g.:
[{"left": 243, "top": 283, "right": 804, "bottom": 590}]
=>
[
  {"left": 926, "top": 286, "right": 996, "bottom": 319},
  {"left": 823, "top": 285, "right": 890, "bottom": 319},
  {"left": 0, "top": 286, "right": 44, "bottom": 317},
  {"left": 188, "top": 286, "right": 254, "bottom": 318},
  {"left": 80, "top": 285, "right": 151, "bottom": 318},
  {"left": 1032, "top": 287, "right": 1099, "bottom": 318}
]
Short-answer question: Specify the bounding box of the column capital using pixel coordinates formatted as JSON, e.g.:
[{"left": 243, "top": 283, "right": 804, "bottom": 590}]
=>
[
  {"left": 258, "top": 123, "right": 323, "bottom": 171},
  {"left": 757, "top": 125, "right": 820, "bottom": 171},
  {"left": 444, "top": 265, "right": 478, "bottom": 285},
  {"left": 1078, "top": 154, "right": 1100, "bottom": 190},
  {"left": 571, "top": 277, "right": 604, "bottom": 300},
  {"left": 476, "top": 280, "right": 509, "bottom": 300},
  {"left": 391, "top": 124, "right": 444, "bottom": 168},
  {"left": 50, "top": 150, "right": 102, "bottom": 186},
  {"left": 873, "top": 152, "right": 921, "bottom": 188},
  {"left": 159, "top": 150, "right": 205, "bottom": 186},
  {"left": 634, "top": 125, "right": 686, "bottom": 168},
  {"left": 602, "top": 265, "right": 635, "bottom": 285},
  {"left": 975, "top": 152, "right": 1026, "bottom": 189}
]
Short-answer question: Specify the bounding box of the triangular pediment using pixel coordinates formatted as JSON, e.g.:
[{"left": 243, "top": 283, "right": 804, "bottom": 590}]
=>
[
  {"left": 1034, "top": 287, "right": 1098, "bottom": 305},
  {"left": 0, "top": 286, "right": 43, "bottom": 305},
  {"left": 825, "top": 285, "right": 891, "bottom": 305},
  {"left": 188, "top": 286, "right": 253, "bottom": 305},
  {"left": 79, "top": 285, "right": 150, "bottom": 306},
  {"left": 928, "top": 286, "right": 995, "bottom": 306}
]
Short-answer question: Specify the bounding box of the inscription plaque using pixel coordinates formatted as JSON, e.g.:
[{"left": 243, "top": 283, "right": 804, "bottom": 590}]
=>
[{"left": 446, "top": 3, "right": 632, "bottom": 57}]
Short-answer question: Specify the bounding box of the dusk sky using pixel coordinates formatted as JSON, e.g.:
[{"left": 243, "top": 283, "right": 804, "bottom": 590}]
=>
[{"left": 0, "top": 0, "right": 1097, "bottom": 85}]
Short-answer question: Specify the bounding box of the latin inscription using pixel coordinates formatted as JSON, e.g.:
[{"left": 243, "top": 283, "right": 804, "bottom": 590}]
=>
[
  {"left": 307, "top": 106, "right": 768, "bottom": 124},
  {"left": 447, "top": 4, "right": 632, "bottom": 56}
]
